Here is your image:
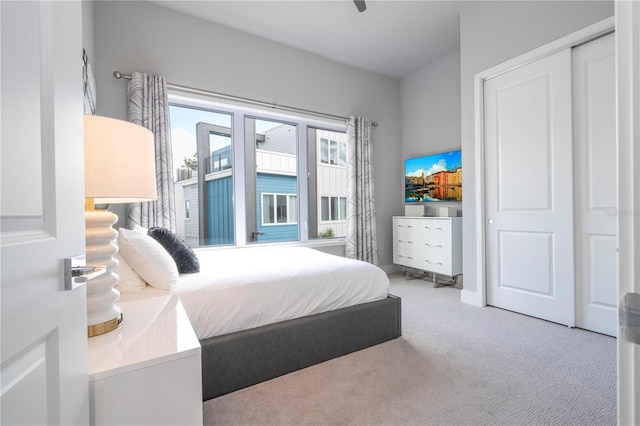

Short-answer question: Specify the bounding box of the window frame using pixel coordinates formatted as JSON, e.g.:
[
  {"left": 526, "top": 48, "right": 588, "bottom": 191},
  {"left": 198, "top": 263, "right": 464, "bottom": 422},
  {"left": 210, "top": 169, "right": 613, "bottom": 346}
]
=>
[
  {"left": 320, "top": 195, "right": 347, "bottom": 222},
  {"left": 261, "top": 192, "right": 298, "bottom": 226}
]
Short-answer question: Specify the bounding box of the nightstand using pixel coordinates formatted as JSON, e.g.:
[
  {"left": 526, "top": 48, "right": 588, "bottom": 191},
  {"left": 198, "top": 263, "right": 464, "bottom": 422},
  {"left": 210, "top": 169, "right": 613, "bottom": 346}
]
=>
[{"left": 88, "top": 295, "right": 203, "bottom": 425}]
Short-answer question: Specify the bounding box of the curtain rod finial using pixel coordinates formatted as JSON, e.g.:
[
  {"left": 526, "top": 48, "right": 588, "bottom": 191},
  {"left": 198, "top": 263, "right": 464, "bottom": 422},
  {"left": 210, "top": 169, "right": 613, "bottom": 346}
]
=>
[{"left": 113, "top": 71, "right": 132, "bottom": 80}]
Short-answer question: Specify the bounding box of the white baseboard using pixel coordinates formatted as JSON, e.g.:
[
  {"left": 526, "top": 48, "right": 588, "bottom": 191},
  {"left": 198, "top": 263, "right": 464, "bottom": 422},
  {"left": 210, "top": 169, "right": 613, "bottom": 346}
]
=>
[{"left": 460, "top": 289, "right": 480, "bottom": 306}]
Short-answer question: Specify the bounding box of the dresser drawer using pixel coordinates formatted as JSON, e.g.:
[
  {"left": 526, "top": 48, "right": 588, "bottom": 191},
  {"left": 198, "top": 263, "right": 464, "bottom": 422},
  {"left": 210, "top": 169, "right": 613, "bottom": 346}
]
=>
[
  {"left": 392, "top": 216, "right": 461, "bottom": 277},
  {"left": 393, "top": 247, "right": 420, "bottom": 269},
  {"left": 418, "top": 220, "right": 451, "bottom": 236}
]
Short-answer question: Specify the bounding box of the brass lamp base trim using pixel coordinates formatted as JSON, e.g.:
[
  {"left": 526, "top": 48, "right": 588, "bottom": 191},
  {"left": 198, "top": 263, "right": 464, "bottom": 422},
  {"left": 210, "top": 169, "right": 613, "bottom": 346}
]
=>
[{"left": 88, "top": 313, "right": 123, "bottom": 337}]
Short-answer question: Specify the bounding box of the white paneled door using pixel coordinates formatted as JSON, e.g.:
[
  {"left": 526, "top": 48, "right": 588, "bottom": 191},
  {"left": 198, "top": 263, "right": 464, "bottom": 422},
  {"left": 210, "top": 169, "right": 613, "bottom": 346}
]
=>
[
  {"left": 0, "top": 2, "right": 89, "bottom": 425},
  {"left": 484, "top": 49, "right": 575, "bottom": 326},
  {"left": 573, "top": 33, "right": 617, "bottom": 337}
]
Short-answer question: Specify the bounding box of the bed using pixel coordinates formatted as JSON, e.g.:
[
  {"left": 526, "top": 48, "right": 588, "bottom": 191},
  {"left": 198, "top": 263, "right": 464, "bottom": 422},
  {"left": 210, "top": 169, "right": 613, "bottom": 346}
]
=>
[{"left": 116, "top": 236, "right": 402, "bottom": 401}]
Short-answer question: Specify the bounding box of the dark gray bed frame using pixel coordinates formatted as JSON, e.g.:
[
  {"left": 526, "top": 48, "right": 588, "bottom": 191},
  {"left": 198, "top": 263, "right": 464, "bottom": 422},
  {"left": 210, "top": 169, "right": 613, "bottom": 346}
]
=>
[{"left": 200, "top": 294, "right": 402, "bottom": 400}]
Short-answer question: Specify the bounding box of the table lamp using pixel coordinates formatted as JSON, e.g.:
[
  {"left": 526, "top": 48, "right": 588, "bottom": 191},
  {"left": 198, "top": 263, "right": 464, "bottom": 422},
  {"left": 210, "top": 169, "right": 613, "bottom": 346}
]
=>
[{"left": 84, "top": 115, "right": 156, "bottom": 337}]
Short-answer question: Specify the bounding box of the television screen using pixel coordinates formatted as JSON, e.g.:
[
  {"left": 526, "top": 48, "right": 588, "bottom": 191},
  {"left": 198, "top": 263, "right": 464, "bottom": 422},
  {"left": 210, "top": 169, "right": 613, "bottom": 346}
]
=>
[{"left": 405, "top": 150, "right": 462, "bottom": 202}]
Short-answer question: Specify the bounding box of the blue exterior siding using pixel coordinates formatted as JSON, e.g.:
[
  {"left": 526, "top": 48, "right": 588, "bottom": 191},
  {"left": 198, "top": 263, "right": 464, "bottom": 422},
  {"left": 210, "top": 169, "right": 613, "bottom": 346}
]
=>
[
  {"left": 207, "top": 176, "right": 234, "bottom": 245},
  {"left": 256, "top": 173, "right": 298, "bottom": 242}
]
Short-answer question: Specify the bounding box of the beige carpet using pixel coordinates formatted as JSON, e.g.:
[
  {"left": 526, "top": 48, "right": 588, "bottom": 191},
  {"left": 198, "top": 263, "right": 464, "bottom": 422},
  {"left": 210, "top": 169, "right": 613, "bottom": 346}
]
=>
[{"left": 203, "top": 272, "right": 616, "bottom": 425}]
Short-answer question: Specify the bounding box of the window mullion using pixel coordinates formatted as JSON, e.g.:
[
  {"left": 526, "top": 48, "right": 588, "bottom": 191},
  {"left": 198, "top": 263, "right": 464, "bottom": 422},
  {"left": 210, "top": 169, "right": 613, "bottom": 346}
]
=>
[{"left": 232, "top": 112, "right": 247, "bottom": 246}]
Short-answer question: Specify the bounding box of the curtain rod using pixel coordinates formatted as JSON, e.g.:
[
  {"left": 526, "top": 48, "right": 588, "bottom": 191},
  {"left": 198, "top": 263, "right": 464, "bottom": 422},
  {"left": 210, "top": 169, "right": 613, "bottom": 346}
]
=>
[{"left": 113, "top": 71, "right": 378, "bottom": 126}]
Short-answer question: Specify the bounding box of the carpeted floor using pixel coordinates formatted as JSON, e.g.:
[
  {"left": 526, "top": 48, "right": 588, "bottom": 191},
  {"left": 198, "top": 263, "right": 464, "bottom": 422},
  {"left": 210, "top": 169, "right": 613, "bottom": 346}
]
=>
[{"left": 203, "top": 272, "right": 616, "bottom": 425}]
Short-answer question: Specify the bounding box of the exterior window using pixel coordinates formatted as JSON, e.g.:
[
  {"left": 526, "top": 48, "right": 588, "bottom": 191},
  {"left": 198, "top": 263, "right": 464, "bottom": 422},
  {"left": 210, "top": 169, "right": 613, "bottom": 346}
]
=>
[
  {"left": 170, "top": 104, "right": 233, "bottom": 248},
  {"left": 262, "top": 194, "right": 275, "bottom": 224},
  {"left": 320, "top": 138, "right": 329, "bottom": 164},
  {"left": 321, "top": 197, "right": 330, "bottom": 221},
  {"left": 320, "top": 196, "right": 347, "bottom": 221},
  {"left": 310, "top": 129, "right": 348, "bottom": 239},
  {"left": 320, "top": 138, "right": 346, "bottom": 166},
  {"left": 288, "top": 195, "right": 298, "bottom": 223},
  {"left": 262, "top": 193, "right": 297, "bottom": 225},
  {"left": 169, "top": 94, "right": 345, "bottom": 246}
]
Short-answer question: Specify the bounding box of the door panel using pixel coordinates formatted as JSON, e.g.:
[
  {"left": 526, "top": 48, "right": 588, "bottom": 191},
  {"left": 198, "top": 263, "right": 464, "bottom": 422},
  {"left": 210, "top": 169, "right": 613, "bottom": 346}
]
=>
[
  {"left": 573, "top": 33, "right": 617, "bottom": 336},
  {"left": 485, "top": 48, "right": 574, "bottom": 326},
  {"left": 496, "top": 75, "right": 552, "bottom": 212},
  {"left": 0, "top": 2, "right": 88, "bottom": 424},
  {"left": 498, "top": 231, "right": 553, "bottom": 296}
]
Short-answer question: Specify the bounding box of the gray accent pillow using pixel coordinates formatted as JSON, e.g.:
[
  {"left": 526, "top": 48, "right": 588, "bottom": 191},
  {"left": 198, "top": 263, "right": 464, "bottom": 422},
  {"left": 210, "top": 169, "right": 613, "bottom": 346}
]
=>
[{"left": 147, "top": 227, "right": 200, "bottom": 274}]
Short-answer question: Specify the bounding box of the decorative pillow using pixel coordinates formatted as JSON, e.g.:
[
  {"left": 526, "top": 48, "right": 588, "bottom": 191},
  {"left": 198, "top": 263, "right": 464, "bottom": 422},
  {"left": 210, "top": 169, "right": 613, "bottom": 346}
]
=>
[
  {"left": 147, "top": 227, "right": 200, "bottom": 274},
  {"left": 117, "top": 228, "right": 179, "bottom": 290},
  {"left": 132, "top": 224, "right": 148, "bottom": 234},
  {"left": 114, "top": 251, "right": 147, "bottom": 293}
]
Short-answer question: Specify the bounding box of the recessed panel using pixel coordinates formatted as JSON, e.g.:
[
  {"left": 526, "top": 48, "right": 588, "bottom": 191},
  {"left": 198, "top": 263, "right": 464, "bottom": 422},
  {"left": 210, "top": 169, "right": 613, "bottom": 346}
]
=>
[
  {"left": 1, "top": 339, "right": 52, "bottom": 425},
  {"left": 588, "top": 235, "right": 618, "bottom": 308},
  {"left": 496, "top": 75, "right": 551, "bottom": 211},
  {"left": 585, "top": 54, "right": 616, "bottom": 211},
  {"left": 499, "top": 231, "right": 553, "bottom": 296},
  {"left": 0, "top": 1, "right": 44, "bottom": 221}
]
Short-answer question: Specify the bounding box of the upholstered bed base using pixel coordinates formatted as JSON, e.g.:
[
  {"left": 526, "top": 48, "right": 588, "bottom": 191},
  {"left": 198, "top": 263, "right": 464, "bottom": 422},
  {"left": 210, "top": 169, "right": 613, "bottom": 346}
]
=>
[{"left": 200, "top": 294, "right": 402, "bottom": 401}]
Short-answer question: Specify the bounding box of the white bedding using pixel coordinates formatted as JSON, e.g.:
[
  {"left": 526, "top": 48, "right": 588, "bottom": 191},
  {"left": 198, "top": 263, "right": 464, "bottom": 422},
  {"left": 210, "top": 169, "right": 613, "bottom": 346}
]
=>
[{"left": 118, "top": 246, "right": 390, "bottom": 340}]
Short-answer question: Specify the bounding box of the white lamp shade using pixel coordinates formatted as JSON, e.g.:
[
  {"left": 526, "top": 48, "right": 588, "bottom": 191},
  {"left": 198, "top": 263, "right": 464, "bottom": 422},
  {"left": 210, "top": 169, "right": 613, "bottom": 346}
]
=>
[{"left": 84, "top": 115, "right": 157, "bottom": 204}]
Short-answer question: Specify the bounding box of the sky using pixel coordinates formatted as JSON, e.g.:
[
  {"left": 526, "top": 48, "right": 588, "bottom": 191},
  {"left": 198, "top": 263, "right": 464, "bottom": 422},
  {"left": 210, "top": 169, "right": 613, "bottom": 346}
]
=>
[
  {"left": 405, "top": 149, "right": 461, "bottom": 178},
  {"left": 169, "top": 105, "right": 283, "bottom": 169}
]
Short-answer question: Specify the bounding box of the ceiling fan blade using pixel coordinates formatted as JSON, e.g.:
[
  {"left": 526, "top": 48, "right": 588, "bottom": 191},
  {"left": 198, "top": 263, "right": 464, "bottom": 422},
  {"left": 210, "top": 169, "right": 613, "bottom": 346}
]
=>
[{"left": 353, "top": 0, "right": 367, "bottom": 12}]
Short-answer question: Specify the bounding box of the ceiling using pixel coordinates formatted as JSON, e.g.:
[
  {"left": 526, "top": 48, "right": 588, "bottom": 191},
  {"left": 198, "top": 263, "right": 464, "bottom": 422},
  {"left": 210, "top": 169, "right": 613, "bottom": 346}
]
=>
[{"left": 149, "top": 0, "right": 466, "bottom": 79}]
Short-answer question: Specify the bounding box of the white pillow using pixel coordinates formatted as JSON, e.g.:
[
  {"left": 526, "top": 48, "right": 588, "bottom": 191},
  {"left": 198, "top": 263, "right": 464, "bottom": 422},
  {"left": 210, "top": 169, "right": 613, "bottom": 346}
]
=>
[
  {"left": 114, "top": 251, "right": 147, "bottom": 293},
  {"left": 132, "top": 224, "right": 149, "bottom": 234},
  {"left": 117, "top": 228, "right": 179, "bottom": 290}
]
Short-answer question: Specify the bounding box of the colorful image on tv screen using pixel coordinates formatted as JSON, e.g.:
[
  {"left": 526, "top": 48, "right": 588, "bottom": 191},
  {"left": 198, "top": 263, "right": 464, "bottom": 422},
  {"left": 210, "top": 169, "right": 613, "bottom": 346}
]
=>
[{"left": 405, "top": 150, "right": 462, "bottom": 202}]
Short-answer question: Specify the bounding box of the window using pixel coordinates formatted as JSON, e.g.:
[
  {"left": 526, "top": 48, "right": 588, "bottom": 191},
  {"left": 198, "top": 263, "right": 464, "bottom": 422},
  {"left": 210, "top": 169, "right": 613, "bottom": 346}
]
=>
[
  {"left": 169, "top": 94, "right": 345, "bottom": 247},
  {"left": 309, "top": 129, "right": 348, "bottom": 239},
  {"left": 320, "top": 196, "right": 346, "bottom": 221},
  {"left": 261, "top": 193, "right": 298, "bottom": 225},
  {"left": 320, "top": 138, "right": 346, "bottom": 166}
]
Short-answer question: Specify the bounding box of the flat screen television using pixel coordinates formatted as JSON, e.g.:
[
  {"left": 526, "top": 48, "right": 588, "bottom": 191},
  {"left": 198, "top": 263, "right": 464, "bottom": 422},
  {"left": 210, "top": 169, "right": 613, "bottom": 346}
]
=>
[{"left": 405, "top": 149, "right": 462, "bottom": 202}]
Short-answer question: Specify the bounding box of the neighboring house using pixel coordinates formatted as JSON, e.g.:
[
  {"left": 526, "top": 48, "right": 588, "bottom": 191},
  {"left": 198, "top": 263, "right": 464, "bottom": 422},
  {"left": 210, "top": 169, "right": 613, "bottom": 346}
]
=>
[{"left": 175, "top": 125, "right": 347, "bottom": 246}]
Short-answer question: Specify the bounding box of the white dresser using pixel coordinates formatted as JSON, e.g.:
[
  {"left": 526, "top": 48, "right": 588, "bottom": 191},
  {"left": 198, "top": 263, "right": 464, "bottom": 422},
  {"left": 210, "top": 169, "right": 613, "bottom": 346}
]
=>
[
  {"left": 88, "top": 295, "right": 203, "bottom": 426},
  {"left": 392, "top": 216, "right": 462, "bottom": 277}
]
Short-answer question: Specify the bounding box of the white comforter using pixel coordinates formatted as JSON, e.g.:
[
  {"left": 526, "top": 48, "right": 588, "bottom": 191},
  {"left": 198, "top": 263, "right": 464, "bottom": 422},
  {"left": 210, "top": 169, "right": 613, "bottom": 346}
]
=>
[{"left": 119, "top": 246, "right": 389, "bottom": 340}]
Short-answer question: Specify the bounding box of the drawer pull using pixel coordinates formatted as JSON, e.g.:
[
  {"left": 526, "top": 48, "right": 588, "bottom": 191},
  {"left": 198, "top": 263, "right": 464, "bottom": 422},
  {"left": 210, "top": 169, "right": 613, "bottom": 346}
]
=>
[
  {"left": 398, "top": 239, "right": 413, "bottom": 244},
  {"left": 398, "top": 224, "right": 413, "bottom": 228},
  {"left": 399, "top": 255, "right": 413, "bottom": 260},
  {"left": 425, "top": 226, "right": 444, "bottom": 231},
  {"left": 425, "top": 243, "right": 443, "bottom": 248},
  {"left": 425, "top": 260, "right": 443, "bottom": 265}
]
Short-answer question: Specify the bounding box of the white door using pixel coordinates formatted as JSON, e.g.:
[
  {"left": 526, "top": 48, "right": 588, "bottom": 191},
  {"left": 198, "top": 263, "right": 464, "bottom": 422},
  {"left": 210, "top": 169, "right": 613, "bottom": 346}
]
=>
[
  {"left": 1, "top": 2, "right": 89, "bottom": 425},
  {"left": 484, "top": 48, "right": 575, "bottom": 326},
  {"left": 573, "top": 33, "right": 617, "bottom": 337},
  {"left": 616, "top": 0, "right": 640, "bottom": 422}
]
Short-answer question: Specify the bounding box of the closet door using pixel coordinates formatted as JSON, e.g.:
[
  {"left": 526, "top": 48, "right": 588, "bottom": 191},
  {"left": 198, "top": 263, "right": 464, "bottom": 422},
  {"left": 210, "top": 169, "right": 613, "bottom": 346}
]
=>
[
  {"left": 573, "top": 33, "right": 617, "bottom": 336},
  {"left": 484, "top": 49, "right": 575, "bottom": 326}
]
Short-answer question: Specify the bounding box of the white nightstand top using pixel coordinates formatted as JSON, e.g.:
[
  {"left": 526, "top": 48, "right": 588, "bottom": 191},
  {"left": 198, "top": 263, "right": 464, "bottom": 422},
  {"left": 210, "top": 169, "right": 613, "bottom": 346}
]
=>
[{"left": 88, "top": 295, "right": 201, "bottom": 381}]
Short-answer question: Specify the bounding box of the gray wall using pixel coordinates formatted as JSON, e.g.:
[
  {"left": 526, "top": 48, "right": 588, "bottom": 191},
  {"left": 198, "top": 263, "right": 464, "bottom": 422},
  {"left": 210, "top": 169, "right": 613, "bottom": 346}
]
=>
[
  {"left": 400, "top": 1, "right": 612, "bottom": 293},
  {"left": 82, "top": 0, "right": 94, "bottom": 61},
  {"left": 92, "top": 1, "right": 401, "bottom": 269},
  {"left": 458, "top": 1, "right": 613, "bottom": 293},
  {"left": 400, "top": 49, "right": 461, "bottom": 218}
]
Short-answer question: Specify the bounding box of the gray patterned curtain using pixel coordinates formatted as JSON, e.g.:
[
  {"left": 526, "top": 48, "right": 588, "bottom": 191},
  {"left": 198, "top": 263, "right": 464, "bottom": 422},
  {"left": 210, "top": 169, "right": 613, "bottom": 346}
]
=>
[
  {"left": 345, "top": 116, "right": 378, "bottom": 265},
  {"left": 126, "top": 72, "right": 176, "bottom": 232}
]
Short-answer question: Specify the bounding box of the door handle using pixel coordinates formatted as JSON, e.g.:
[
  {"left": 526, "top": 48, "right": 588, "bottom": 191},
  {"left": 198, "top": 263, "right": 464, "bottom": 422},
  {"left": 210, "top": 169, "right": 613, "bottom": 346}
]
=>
[
  {"left": 64, "top": 256, "right": 106, "bottom": 291},
  {"left": 619, "top": 292, "right": 640, "bottom": 345}
]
